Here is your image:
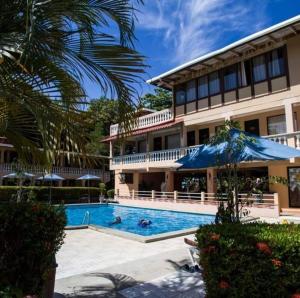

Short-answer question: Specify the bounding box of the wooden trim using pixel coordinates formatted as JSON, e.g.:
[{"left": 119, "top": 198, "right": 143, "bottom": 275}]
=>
[
  {"left": 195, "top": 78, "right": 199, "bottom": 111},
  {"left": 220, "top": 69, "right": 225, "bottom": 105},
  {"left": 236, "top": 63, "right": 240, "bottom": 101},
  {"left": 249, "top": 58, "right": 255, "bottom": 97},
  {"left": 265, "top": 52, "right": 272, "bottom": 93},
  {"left": 284, "top": 44, "right": 290, "bottom": 88}
]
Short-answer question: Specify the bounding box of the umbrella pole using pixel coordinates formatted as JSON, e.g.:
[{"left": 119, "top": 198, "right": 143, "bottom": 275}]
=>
[{"left": 49, "top": 181, "right": 52, "bottom": 204}]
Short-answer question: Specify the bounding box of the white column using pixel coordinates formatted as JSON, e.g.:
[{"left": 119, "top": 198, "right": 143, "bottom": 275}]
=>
[
  {"left": 285, "top": 102, "right": 295, "bottom": 147},
  {"left": 180, "top": 124, "right": 187, "bottom": 147}
]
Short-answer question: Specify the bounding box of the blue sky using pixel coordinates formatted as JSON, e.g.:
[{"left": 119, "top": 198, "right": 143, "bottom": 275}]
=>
[{"left": 85, "top": 0, "right": 300, "bottom": 100}]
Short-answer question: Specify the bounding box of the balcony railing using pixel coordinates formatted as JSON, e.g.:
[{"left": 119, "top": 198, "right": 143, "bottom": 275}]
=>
[
  {"left": 111, "top": 131, "right": 300, "bottom": 166},
  {"left": 112, "top": 146, "right": 198, "bottom": 166},
  {"left": 0, "top": 163, "right": 110, "bottom": 181},
  {"left": 264, "top": 131, "right": 300, "bottom": 148},
  {"left": 110, "top": 109, "right": 173, "bottom": 136}
]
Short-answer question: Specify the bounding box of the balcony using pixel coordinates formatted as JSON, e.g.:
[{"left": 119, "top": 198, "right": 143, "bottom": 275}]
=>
[
  {"left": 110, "top": 109, "right": 173, "bottom": 136},
  {"left": 0, "top": 163, "right": 110, "bottom": 182},
  {"left": 111, "top": 131, "right": 300, "bottom": 169}
]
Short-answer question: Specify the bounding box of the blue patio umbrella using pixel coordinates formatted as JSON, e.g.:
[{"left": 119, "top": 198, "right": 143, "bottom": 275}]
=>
[
  {"left": 176, "top": 128, "right": 300, "bottom": 169},
  {"left": 37, "top": 174, "right": 64, "bottom": 203},
  {"left": 77, "top": 174, "right": 101, "bottom": 203},
  {"left": 3, "top": 172, "right": 34, "bottom": 179}
]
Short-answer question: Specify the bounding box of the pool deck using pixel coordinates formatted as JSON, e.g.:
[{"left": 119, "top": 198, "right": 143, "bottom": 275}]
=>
[{"left": 54, "top": 229, "right": 203, "bottom": 297}]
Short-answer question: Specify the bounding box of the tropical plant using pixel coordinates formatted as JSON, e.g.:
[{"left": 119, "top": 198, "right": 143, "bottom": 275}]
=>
[
  {"left": 211, "top": 120, "right": 288, "bottom": 223},
  {"left": 0, "top": 0, "right": 145, "bottom": 167},
  {"left": 140, "top": 87, "right": 172, "bottom": 111}
]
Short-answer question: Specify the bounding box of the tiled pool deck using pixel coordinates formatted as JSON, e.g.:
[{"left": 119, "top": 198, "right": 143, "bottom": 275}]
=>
[{"left": 55, "top": 199, "right": 298, "bottom": 297}]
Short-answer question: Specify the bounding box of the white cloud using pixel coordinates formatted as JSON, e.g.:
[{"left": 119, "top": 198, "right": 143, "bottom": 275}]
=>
[{"left": 137, "top": 0, "right": 269, "bottom": 64}]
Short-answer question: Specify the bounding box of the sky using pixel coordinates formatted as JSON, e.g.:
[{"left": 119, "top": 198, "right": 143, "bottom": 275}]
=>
[{"left": 85, "top": 0, "right": 300, "bottom": 100}]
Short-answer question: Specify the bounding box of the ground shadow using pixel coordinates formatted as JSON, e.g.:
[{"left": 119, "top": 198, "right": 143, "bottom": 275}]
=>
[{"left": 55, "top": 272, "right": 139, "bottom": 298}]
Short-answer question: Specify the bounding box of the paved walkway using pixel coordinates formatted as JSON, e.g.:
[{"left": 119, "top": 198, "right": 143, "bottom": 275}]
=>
[{"left": 55, "top": 229, "right": 202, "bottom": 297}]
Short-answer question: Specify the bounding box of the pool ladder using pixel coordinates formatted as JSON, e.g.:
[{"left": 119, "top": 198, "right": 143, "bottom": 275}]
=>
[{"left": 82, "top": 211, "right": 90, "bottom": 225}]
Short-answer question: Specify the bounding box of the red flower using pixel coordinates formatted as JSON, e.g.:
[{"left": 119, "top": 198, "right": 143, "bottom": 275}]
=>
[
  {"left": 256, "top": 242, "right": 272, "bottom": 255},
  {"left": 202, "top": 245, "right": 216, "bottom": 254},
  {"left": 291, "top": 293, "right": 300, "bottom": 298},
  {"left": 272, "top": 258, "right": 282, "bottom": 267},
  {"left": 219, "top": 280, "right": 230, "bottom": 289},
  {"left": 210, "top": 233, "right": 220, "bottom": 241}
]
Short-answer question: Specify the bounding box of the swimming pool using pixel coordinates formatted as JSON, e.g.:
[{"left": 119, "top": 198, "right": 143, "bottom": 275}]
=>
[{"left": 66, "top": 204, "right": 214, "bottom": 237}]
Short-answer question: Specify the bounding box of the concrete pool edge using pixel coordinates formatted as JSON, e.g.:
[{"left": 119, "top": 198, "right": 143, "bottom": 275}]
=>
[
  {"left": 88, "top": 225, "right": 199, "bottom": 243},
  {"left": 64, "top": 224, "right": 199, "bottom": 243}
]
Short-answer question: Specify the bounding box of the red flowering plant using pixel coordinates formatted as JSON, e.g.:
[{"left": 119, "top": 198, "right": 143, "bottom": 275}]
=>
[
  {"left": 196, "top": 223, "right": 300, "bottom": 298},
  {"left": 0, "top": 202, "right": 66, "bottom": 297}
]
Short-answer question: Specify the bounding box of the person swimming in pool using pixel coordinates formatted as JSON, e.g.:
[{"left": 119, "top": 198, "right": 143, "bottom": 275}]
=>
[
  {"left": 110, "top": 216, "right": 121, "bottom": 225},
  {"left": 138, "top": 219, "right": 152, "bottom": 227}
]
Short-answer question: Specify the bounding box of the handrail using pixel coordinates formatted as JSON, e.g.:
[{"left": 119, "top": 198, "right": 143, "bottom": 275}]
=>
[
  {"left": 82, "top": 211, "right": 90, "bottom": 225},
  {"left": 110, "top": 109, "right": 173, "bottom": 136}
]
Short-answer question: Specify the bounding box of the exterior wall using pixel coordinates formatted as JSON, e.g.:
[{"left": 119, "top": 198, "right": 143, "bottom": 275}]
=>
[{"left": 114, "top": 170, "right": 139, "bottom": 197}]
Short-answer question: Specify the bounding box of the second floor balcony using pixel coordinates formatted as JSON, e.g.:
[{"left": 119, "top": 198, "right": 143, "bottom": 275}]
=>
[
  {"left": 110, "top": 109, "right": 173, "bottom": 136},
  {"left": 111, "top": 131, "right": 300, "bottom": 170}
]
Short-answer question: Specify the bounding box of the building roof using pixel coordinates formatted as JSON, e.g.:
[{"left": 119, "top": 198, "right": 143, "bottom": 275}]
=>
[
  {"left": 102, "top": 118, "right": 183, "bottom": 142},
  {"left": 147, "top": 15, "right": 300, "bottom": 89}
]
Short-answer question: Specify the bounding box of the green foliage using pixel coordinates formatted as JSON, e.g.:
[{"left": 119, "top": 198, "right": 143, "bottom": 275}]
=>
[
  {"left": 0, "top": 186, "right": 100, "bottom": 203},
  {"left": 0, "top": 0, "right": 145, "bottom": 166},
  {"left": 0, "top": 202, "right": 66, "bottom": 296},
  {"left": 107, "top": 189, "right": 115, "bottom": 198},
  {"left": 85, "top": 98, "right": 120, "bottom": 155},
  {"left": 99, "top": 183, "right": 107, "bottom": 196},
  {"left": 196, "top": 223, "right": 300, "bottom": 298},
  {"left": 140, "top": 88, "right": 172, "bottom": 111}
]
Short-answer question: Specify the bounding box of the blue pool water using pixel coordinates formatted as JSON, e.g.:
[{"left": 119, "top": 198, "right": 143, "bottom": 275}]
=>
[{"left": 66, "top": 204, "right": 215, "bottom": 236}]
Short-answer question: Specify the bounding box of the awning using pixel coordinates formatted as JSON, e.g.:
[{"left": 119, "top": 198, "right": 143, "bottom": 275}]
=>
[{"left": 102, "top": 118, "right": 183, "bottom": 142}]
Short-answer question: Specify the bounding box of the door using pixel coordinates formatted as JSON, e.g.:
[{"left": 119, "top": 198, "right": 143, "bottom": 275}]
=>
[
  {"left": 153, "top": 137, "right": 162, "bottom": 151},
  {"left": 165, "top": 134, "right": 180, "bottom": 149},
  {"left": 244, "top": 119, "right": 260, "bottom": 136},
  {"left": 199, "top": 128, "right": 209, "bottom": 144},
  {"left": 288, "top": 167, "right": 300, "bottom": 208}
]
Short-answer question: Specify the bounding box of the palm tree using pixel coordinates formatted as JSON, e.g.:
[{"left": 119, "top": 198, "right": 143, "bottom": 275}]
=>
[{"left": 0, "top": 0, "right": 145, "bottom": 167}]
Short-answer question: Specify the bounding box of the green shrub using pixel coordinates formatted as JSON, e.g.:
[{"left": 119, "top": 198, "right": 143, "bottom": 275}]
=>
[
  {"left": 196, "top": 223, "right": 300, "bottom": 298},
  {"left": 0, "top": 202, "right": 66, "bottom": 296},
  {"left": 0, "top": 186, "right": 100, "bottom": 203},
  {"left": 107, "top": 189, "right": 115, "bottom": 198}
]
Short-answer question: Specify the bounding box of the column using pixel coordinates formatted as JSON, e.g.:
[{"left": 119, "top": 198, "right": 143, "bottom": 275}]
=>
[
  {"left": 207, "top": 168, "right": 217, "bottom": 194},
  {"left": 165, "top": 171, "right": 174, "bottom": 192},
  {"left": 180, "top": 123, "right": 187, "bottom": 147},
  {"left": 285, "top": 102, "right": 295, "bottom": 147},
  {"left": 0, "top": 150, "right": 4, "bottom": 164}
]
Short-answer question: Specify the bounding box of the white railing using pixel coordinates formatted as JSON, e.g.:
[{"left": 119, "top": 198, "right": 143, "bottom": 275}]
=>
[
  {"left": 112, "top": 131, "right": 300, "bottom": 166},
  {"left": 110, "top": 109, "right": 173, "bottom": 136},
  {"left": 0, "top": 163, "right": 110, "bottom": 181},
  {"left": 126, "top": 190, "right": 278, "bottom": 207},
  {"left": 112, "top": 146, "right": 198, "bottom": 166},
  {"left": 264, "top": 131, "right": 300, "bottom": 148}
]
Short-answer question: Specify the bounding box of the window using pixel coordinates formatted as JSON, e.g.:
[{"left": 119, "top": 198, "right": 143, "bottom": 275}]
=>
[
  {"left": 268, "top": 48, "right": 285, "bottom": 78},
  {"left": 120, "top": 173, "right": 133, "bottom": 184},
  {"left": 224, "top": 64, "right": 237, "bottom": 91},
  {"left": 187, "top": 131, "right": 196, "bottom": 146},
  {"left": 252, "top": 54, "right": 266, "bottom": 83},
  {"left": 238, "top": 61, "right": 250, "bottom": 87},
  {"left": 175, "top": 85, "right": 185, "bottom": 105},
  {"left": 215, "top": 125, "right": 224, "bottom": 134},
  {"left": 267, "top": 114, "right": 286, "bottom": 135},
  {"left": 244, "top": 119, "right": 260, "bottom": 136},
  {"left": 153, "top": 137, "right": 162, "bottom": 151},
  {"left": 186, "top": 80, "right": 196, "bottom": 102},
  {"left": 209, "top": 71, "right": 220, "bottom": 95},
  {"left": 165, "top": 134, "right": 180, "bottom": 149},
  {"left": 199, "top": 128, "right": 209, "bottom": 144},
  {"left": 198, "top": 76, "right": 209, "bottom": 98},
  {"left": 137, "top": 140, "right": 146, "bottom": 153}
]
